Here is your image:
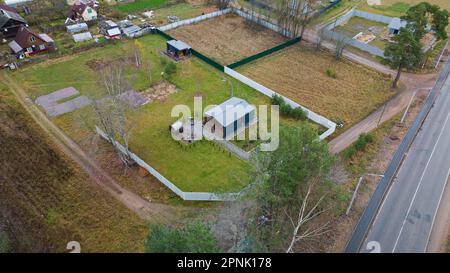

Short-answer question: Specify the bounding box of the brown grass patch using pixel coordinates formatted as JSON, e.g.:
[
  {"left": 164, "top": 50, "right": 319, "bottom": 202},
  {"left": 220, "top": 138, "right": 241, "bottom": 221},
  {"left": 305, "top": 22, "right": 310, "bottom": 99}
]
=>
[
  {"left": 168, "top": 14, "right": 288, "bottom": 65},
  {"left": 237, "top": 43, "right": 395, "bottom": 128}
]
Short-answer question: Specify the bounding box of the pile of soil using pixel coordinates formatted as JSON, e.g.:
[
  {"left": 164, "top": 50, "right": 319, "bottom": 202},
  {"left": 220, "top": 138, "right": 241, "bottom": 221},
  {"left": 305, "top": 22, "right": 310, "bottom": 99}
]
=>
[{"left": 141, "top": 81, "right": 178, "bottom": 102}]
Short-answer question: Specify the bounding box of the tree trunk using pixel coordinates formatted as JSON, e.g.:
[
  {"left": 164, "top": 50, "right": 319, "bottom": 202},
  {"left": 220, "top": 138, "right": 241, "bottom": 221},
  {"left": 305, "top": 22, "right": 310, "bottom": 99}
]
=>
[{"left": 392, "top": 64, "right": 402, "bottom": 89}]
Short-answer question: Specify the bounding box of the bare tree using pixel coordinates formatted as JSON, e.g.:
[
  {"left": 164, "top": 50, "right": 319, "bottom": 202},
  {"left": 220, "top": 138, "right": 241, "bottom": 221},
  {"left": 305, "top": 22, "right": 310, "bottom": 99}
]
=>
[
  {"left": 334, "top": 34, "right": 350, "bottom": 60},
  {"left": 133, "top": 40, "right": 141, "bottom": 68},
  {"left": 274, "top": 0, "right": 319, "bottom": 38},
  {"left": 92, "top": 63, "right": 134, "bottom": 166},
  {"left": 315, "top": 26, "right": 325, "bottom": 51},
  {"left": 212, "top": 0, "right": 232, "bottom": 10},
  {"left": 285, "top": 184, "right": 329, "bottom": 253}
]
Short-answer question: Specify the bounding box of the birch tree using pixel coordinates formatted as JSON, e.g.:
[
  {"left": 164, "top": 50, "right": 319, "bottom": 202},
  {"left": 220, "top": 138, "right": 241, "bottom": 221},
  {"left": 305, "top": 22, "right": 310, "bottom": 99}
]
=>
[{"left": 92, "top": 63, "right": 134, "bottom": 166}]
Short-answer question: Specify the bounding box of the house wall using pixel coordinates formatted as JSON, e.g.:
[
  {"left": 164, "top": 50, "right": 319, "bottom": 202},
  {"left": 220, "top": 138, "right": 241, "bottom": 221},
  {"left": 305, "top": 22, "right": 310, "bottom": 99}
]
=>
[
  {"left": 1, "top": 22, "right": 22, "bottom": 38},
  {"left": 223, "top": 110, "right": 255, "bottom": 140}
]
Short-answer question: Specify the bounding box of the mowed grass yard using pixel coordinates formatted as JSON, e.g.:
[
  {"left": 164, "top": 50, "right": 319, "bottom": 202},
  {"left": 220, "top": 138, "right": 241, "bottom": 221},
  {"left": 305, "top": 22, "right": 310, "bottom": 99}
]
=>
[
  {"left": 237, "top": 44, "right": 395, "bottom": 129},
  {"left": 11, "top": 35, "right": 304, "bottom": 193},
  {"left": 115, "top": 0, "right": 168, "bottom": 13},
  {"left": 168, "top": 13, "right": 288, "bottom": 65}
]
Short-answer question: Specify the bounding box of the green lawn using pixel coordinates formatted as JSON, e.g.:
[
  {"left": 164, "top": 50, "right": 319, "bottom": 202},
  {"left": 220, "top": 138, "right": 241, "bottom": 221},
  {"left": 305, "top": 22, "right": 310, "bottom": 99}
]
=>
[
  {"left": 359, "top": 1, "right": 450, "bottom": 17},
  {"left": 149, "top": 3, "right": 211, "bottom": 26},
  {"left": 115, "top": 0, "right": 168, "bottom": 13},
  {"left": 12, "top": 34, "right": 308, "bottom": 193}
]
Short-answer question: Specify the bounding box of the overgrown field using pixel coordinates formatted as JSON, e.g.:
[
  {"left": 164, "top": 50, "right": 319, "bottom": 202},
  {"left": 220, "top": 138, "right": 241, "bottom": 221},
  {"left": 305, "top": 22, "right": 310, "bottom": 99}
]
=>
[
  {"left": 237, "top": 44, "right": 395, "bottom": 129},
  {"left": 11, "top": 35, "right": 308, "bottom": 193},
  {"left": 168, "top": 13, "right": 288, "bottom": 65},
  {"left": 0, "top": 82, "right": 148, "bottom": 252}
]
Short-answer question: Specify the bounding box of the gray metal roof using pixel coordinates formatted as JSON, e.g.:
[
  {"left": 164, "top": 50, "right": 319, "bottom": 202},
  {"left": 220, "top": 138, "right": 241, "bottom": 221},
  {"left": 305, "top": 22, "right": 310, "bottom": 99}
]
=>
[
  {"left": 205, "top": 97, "right": 255, "bottom": 127},
  {"left": 66, "top": 23, "right": 88, "bottom": 33},
  {"left": 0, "top": 7, "right": 26, "bottom": 28},
  {"left": 122, "top": 25, "right": 141, "bottom": 35},
  {"left": 73, "top": 31, "right": 92, "bottom": 42},
  {"left": 39, "top": 33, "right": 54, "bottom": 43},
  {"left": 167, "top": 39, "right": 191, "bottom": 51},
  {"left": 8, "top": 39, "right": 22, "bottom": 53},
  {"left": 388, "top": 17, "right": 407, "bottom": 30},
  {"left": 107, "top": 27, "right": 121, "bottom": 36}
]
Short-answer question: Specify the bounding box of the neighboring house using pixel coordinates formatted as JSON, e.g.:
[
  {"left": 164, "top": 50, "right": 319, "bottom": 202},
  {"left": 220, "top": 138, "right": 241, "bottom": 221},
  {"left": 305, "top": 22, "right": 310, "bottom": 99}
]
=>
[
  {"left": 66, "top": 22, "right": 88, "bottom": 33},
  {"left": 0, "top": 4, "right": 27, "bottom": 38},
  {"left": 388, "top": 17, "right": 407, "bottom": 35},
  {"left": 67, "top": 0, "right": 97, "bottom": 22},
  {"left": 8, "top": 26, "right": 54, "bottom": 58},
  {"left": 204, "top": 97, "right": 256, "bottom": 140}
]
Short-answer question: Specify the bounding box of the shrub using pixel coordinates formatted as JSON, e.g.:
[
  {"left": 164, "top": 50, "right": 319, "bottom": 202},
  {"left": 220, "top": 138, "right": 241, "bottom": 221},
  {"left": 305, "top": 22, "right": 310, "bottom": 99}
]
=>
[
  {"left": 271, "top": 94, "right": 306, "bottom": 120},
  {"left": 271, "top": 94, "right": 284, "bottom": 106},
  {"left": 145, "top": 221, "right": 220, "bottom": 253},
  {"left": 291, "top": 106, "right": 308, "bottom": 120},
  {"left": 343, "top": 133, "right": 374, "bottom": 160},
  {"left": 0, "top": 231, "right": 10, "bottom": 253},
  {"left": 163, "top": 62, "right": 177, "bottom": 79},
  {"left": 343, "top": 146, "right": 357, "bottom": 160},
  {"left": 354, "top": 133, "right": 374, "bottom": 151},
  {"left": 326, "top": 69, "right": 337, "bottom": 78}
]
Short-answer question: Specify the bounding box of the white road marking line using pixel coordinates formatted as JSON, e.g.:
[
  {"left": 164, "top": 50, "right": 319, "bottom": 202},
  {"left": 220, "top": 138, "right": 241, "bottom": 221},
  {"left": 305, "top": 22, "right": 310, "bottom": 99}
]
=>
[{"left": 392, "top": 112, "right": 450, "bottom": 252}]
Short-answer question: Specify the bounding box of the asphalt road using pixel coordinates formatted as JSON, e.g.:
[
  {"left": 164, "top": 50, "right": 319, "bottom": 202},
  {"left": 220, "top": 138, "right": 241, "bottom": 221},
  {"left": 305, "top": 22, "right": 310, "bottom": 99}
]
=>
[{"left": 360, "top": 70, "right": 450, "bottom": 253}]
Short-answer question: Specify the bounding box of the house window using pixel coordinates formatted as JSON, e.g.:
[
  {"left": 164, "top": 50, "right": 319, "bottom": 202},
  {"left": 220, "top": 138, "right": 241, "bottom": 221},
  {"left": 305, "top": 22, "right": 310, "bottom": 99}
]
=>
[
  {"left": 30, "top": 36, "right": 36, "bottom": 43},
  {"left": 39, "top": 44, "right": 45, "bottom": 50},
  {"left": 87, "top": 8, "right": 92, "bottom": 13},
  {"left": 26, "top": 47, "right": 33, "bottom": 53}
]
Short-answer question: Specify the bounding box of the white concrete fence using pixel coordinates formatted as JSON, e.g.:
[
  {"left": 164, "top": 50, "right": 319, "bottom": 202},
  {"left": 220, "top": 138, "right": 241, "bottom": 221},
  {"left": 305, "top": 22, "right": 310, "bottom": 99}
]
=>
[
  {"left": 158, "top": 8, "right": 233, "bottom": 32},
  {"left": 96, "top": 126, "right": 242, "bottom": 201},
  {"left": 323, "top": 9, "right": 391, "bottom": 58}
]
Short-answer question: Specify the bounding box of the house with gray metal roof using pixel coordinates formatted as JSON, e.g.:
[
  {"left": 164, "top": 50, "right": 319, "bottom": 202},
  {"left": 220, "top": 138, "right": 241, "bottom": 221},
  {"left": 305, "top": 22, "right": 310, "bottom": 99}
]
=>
[{"left": 204, "top": 97, "right": 256, "bottom": 140}]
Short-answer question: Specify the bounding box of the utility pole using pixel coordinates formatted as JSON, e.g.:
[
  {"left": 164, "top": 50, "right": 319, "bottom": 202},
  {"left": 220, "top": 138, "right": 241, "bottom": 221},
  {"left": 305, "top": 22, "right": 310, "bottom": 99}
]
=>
[{"left": 346, "top": 173, "right": 384, "bottom": 215}]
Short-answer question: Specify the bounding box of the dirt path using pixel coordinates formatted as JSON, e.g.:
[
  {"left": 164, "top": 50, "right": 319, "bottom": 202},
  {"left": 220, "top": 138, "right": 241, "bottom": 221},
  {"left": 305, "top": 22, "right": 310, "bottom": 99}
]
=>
[
  {"left": 0, "top": 72, "right": 181, "bottom": 223},
  {"left": 328, "top": 73, "right": 437, "bottom": 154}
]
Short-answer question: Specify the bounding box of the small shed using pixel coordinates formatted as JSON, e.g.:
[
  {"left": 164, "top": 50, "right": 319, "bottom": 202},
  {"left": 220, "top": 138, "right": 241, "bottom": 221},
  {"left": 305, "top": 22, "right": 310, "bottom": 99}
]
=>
[
  {"left": 388, "top": 17, "right": 407, "bottom": 35},
  {"left": 166, "top": 39, "right": 191, "bottom": 58},
  {"left": 106, "top": 27, "right": 121, "bottom": 39},
  {"left": 73, "top": 31, "right": 92, "bottom": 42},
  {"left": 66, "top": 23, "right": 88, "bottom": 33},
  {"left": 204, "top": 97, "right": 256, "bottom": 140}
]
